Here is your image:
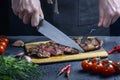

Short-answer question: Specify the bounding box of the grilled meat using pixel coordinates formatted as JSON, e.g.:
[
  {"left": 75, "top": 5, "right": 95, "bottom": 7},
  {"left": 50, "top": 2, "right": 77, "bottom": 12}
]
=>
[{"left": 27, "top": 37, "right": 103, "bottom": 58}]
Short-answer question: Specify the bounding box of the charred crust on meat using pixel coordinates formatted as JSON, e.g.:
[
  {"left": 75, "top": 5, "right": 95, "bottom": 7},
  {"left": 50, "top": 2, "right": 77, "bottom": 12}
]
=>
[
  {"left": 79, "top": 37, "right": 103, "bottom": 52},
  {"left": 27, "top": 37, "right": 103, "bottom": 58}
]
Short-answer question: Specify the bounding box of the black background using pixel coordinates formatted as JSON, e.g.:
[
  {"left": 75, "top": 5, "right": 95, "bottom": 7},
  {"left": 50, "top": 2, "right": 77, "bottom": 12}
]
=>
[{"left": 0, "top": 0, "right": 9, "bottom": 35}]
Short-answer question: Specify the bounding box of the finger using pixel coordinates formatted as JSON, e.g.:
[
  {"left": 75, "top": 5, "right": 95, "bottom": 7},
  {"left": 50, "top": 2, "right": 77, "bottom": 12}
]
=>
[
  {"left": 103, "top": 14, "right": 112, "bottom": 28},
  {"left": 18, "top": 11, "right": 24, "bottom": 19},
  {"left": 98, "top": 17, "right": 104, "bottom": 27},
  {"left": 39, "top": 8, "right": 44, "bottom": 19},
  {"left": 23, "top": 13, "right": 31, "bottom": 24},
  {"left": 98, "top": 4, "right": 104, "bottom": 27},
  {"left": 111, "top": 11, "right": 120, "bottom": 24},
  {"left": 13, "top": 10, "right": 19, "bottom": 16},
  {"left": 102, "top": 17, "right": 110, "bottom": 28},
  {"left": 11, "top": 0, "right": 19, "bottom": 16},
  {"left": 111, "top": 15, "right": 119, "bottom": 24},
  {"left": 31, "top": 12, "right": 39, "bottom": 27},
  {"left": 12, "top": 6, "right": 19, "bottom": 16},
  {"left": 18, "top": 5, "right": 24, "bottom": 19}
]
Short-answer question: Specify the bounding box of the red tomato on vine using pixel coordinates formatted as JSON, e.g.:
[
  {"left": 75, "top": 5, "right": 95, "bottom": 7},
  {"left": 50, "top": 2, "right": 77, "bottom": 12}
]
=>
[
  {"left": 81, "top": 59, "right": 93, "bottom": 71},
  {"left": 112, "top": 62, "right": 120, "bottom": 74},
  {"left": 0, "top": 36, "right": 9, "bottom": 45},
  {"left": 92, "top": 61, "right": 104, "bottom": 73},
  {"left": 102, "top": 63, "right": 115, "bottom": 76},
  {"left": 0, "top": 45, "right": 5, "bottom": 55},
  {"left": 0, "top": 40, "right": 7, "bottom": 49}
]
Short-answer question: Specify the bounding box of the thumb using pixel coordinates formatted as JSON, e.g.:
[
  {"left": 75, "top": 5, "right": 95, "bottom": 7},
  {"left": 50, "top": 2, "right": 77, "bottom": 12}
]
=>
[
  {"left": 31, "top": 12, "right": 40, "bottom": 27},
  {"left": 98, "top": 17, "right": 103, "bottom": 27}
]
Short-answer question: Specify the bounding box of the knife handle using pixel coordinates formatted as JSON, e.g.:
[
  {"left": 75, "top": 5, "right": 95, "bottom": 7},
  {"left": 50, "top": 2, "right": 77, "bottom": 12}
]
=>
[
  {"left": 38, "top": 17, "right": 44, "bottom": 26},
  {"left": 36, "top": 18, "right": 44, "bottom": 30}
]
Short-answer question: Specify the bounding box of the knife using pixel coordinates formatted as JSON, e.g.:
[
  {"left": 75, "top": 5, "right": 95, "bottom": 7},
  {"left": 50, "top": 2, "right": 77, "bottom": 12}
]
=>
[{"left": 37, "top": 19, "right": 84, "bottom": 52}]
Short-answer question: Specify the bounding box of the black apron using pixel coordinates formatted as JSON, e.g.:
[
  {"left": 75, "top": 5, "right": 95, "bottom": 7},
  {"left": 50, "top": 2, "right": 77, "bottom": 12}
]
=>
[{"left": 2, "top": 0, "right": 119, "bottom": 36}]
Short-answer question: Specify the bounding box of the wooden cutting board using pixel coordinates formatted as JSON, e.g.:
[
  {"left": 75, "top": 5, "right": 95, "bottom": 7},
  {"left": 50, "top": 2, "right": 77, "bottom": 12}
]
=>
[{"left": 25, "top": 41, "right": 108, "bottom": 64}]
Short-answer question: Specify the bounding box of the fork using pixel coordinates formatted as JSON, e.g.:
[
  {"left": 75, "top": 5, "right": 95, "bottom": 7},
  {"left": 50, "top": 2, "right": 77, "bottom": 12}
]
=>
[{"left": 81, "top": 23, "right": 98, "bottom": 44}]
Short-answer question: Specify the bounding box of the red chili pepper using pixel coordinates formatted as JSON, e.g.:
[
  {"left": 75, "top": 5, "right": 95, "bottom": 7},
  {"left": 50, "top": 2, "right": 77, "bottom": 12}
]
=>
[
  {"left": 57, "top": 64, "right": 71, "bottom": 77},
  {"left": 108, "top": 46, "right": 120, "bottom": 54},
  {"left": 66, "top": 65, "right": 71, "bottom": 80}
]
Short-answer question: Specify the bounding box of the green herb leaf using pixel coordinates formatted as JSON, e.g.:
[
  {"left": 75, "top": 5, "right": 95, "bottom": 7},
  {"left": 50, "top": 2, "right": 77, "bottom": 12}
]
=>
[{"left": 0, "top": 55, "right": 45, "bottom": 80}]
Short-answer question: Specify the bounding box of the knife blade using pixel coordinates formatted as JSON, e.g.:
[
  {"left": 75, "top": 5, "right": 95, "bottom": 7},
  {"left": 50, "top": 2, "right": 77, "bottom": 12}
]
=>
[{"left": 37, "top": 19, "right": 84, "bottom": 52}]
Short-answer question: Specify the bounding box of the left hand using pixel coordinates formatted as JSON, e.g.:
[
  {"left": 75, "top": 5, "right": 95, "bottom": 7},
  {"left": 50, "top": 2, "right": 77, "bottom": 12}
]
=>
[{"left": 98, "top": 0, "right": 120, "bottom": 28}]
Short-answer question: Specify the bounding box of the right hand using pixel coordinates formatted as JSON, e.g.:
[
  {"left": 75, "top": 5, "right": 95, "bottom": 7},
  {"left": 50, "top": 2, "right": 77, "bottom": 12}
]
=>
[
  {"left": 12, "top": 0, "right": 44, "bottom": 27},
  {"left": 98, "top": 0, "right": 120, "bottom": 28}
]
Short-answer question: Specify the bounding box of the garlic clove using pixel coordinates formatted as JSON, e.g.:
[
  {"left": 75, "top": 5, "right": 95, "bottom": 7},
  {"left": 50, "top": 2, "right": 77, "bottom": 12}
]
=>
[
  {"left": 24, "top": 55, "right": 32, "bottom": 62},
  {"left": 12, "top": 40, "right": 25, "bottom": 47}
]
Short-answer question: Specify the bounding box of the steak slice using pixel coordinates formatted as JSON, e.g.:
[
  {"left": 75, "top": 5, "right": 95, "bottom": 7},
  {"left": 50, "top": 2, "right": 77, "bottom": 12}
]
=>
[
  {"left": 27, "top": 37, "right": 103, "bottom": 58},
  {"left": 28, "top": 45, "right": 51, "bottom": 58},
  {"left": 76, "top": 37, "right": 103, "bottom": 52}
]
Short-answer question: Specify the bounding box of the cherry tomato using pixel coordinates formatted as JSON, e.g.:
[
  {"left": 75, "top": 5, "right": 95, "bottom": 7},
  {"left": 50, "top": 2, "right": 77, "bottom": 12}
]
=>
[
  {"left": 0, "top": 45, "right": 5, "bottom": 55},
  {"left": 92, "top": 61, "right": 104, "bottom": 73},
  {"left": 90, "top": 57, "right": 97, "bottom": 63},
  {"left": 0, "top": 36, "right": 9, "bottom": 45},
  {"left": 112, "top": 62, "right": 120, "bottom": 74},
  {"left": 102, "top": 59, "right": 113, "bottom": 64},
  {"left": 0, "top": 40, "right": 7, "bottom": 49},
  {"left": 81, "top": 59, "right": 93, "bottom": 71},
  {"left": 102, "top": 63, "right": 115, "bottom": 76}
]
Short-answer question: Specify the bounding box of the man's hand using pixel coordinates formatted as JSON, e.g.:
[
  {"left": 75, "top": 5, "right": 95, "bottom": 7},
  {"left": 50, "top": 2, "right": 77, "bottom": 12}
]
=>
[
  {"left": 98, "top": 0, "right": 120, "bottom": 28},
  {"left": 12, "top": 0, "right": 44, "bottom": 27}
]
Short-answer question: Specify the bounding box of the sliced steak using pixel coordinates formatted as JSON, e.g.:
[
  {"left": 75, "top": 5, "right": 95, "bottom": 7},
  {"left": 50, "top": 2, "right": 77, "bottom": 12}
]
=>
[
  {"left": 78, "top": 37, "right": 103, "bottom": 51},
  {"left": 27, "top": 37, "right": 103, "bottom": 58}
]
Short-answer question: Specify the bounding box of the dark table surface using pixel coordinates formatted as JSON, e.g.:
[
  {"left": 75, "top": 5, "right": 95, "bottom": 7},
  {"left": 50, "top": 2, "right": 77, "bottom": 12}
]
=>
[{"left": 5, "top": 36, "right": 120, "bottom": 80}]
